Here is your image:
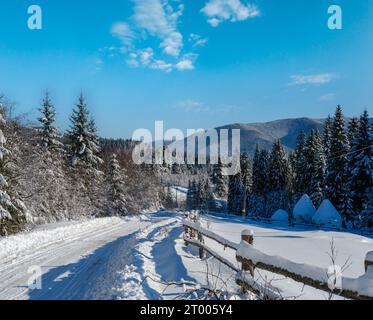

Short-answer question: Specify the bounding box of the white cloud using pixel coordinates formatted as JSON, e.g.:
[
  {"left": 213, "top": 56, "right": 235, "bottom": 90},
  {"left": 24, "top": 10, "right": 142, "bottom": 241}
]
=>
[
  {"left": 319, "top": 93, "right": 336, "bottom": 101},
  {"left": 175, "top": 59, "right": 195, "bottom": 71},
  {"left": 289, "top": 73, "right": 337, "bottom": 86},
  {"left": 176, "top": 100, "right": 209, "bottom": 112},
  {"left": 132, "top": 0, "right": 184, "bottom": 57},
  {"left": 189, "top": 33, "right": 208, "bottom": 48},
  {"left": 111, "top": 22, "right": 135, "bottom": 46},
  {"left": 109, "top": 0, "right": 201, "bottom": 72},
  {"left": 202, "top": 0, "right": 260, "bottom": 27}
]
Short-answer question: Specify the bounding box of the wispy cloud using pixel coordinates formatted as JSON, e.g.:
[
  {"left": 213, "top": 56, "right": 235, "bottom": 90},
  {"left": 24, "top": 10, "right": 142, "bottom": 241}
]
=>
[
  {"left": 289, "top": 73, "right": 337, "bottom": 86},
  {"left": 110, "top": 22, "right": 136, "bottom": 47},
  {"left": 174, "top": 100, "right": 239, "bottom": 114},
  {"left": 202, "top": 0, "right": 260, "bottom": 27},
  {"left": 175, "top": 100, "right": 209, "bottom": 112},
  {"left": 319, "top": 93, "right": 336, "bottom": 102},
  {"left": 189, "top": 33, "right": 209, "bottom": 48},
  {"left": 109, "top": 0, "right": 203, "bottom": 72}
]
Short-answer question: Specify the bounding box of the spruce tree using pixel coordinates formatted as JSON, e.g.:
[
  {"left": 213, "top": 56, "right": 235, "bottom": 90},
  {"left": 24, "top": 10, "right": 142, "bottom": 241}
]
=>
[
  {"left": 347, "top": 117, "right": 360, "bottom": 147},
  {"left": 251, "top": 146, "right": 269, "bottom": 196},
  {"left": 0, "top": 111, "right": 29, "bottom": 236},
  {"left": 227, "top": 172, "right": 243, "bottom": 215},
  {"left": 326, "top": 106, "right": 349, "bottom": 215},
  {"left": 107, "top": 154, "right": 128, "bottom": 216},
  {"left": 348, "top": 110, "right": 373, "bottom": 228},
  {"left": 293, "top": 131, "right": 307, "bottom": 200},
  {"left": 67, "top": 94, "right": 104, "bottom": 216},
  {"left": 304, "top": 130, "right": 326, "bottom": 207},
  {"left": 248, "top": 146, "right": 269, "bottom": 217},
  {"left": 68, "top": 94, "right": 102, "bottom": 168},
  {"left": 267, "top": 140, "right": 291, "bottom": 215},
  {"left": 38, "top": 92, "right": 62, "bottom": 153},
  {"left": 268, "top": 140, "right": 290, "bottom": 192},
  {"left": 211, "top": 159, "right": 227, "bottom": 198},
  {"left": 323, "top": 115, "right": 333, "bottom": 158},
  {"left": 240, "top": 152, "right": 251, "bottom": 215}
]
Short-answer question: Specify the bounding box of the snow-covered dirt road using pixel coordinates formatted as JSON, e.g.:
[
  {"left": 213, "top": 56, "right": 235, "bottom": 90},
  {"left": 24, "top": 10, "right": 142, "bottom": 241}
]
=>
[
  {"left": 0, "top": 217, "right": 151, "bottom": 300},
  {"left": 1, "top": 211, "right": 371, "bottom": 300}
]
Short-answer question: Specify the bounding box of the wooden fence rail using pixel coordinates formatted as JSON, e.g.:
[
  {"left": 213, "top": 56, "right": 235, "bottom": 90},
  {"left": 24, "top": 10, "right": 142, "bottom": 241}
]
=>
[{"left": 183, "top": 213, "right": 373, "bottom": 300}]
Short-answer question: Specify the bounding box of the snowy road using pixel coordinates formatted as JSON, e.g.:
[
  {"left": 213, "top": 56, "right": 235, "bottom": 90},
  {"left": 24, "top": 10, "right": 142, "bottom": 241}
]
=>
[
  {"left": 1, "top": 211, "right": 371, "bottom": 300},
  {"left": 0, "top": 217, "right": 150, "bottom": 300}
]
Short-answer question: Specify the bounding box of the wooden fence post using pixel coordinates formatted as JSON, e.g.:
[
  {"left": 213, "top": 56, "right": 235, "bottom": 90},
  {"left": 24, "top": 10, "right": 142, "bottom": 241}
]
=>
[
  {"left": 365, "top": 251, "right": 373, "bottom": 272},
  {"left": 241, "top": 230, "right": 255, "bottom": 277},
  {"left": 198, "top": 231, "right": 205, "bottom": 259}
]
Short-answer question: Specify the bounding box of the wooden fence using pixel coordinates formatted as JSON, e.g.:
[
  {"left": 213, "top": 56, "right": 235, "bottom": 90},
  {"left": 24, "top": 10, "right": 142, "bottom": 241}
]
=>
[{"left": 183, "top": 212, "right": 373, "bottom": 300}]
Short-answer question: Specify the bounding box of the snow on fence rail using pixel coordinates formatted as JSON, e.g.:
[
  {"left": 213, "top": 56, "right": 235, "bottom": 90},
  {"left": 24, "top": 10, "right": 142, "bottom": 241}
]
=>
[{"left": 182, "top": 213, "right": 373, "bottom": 300}]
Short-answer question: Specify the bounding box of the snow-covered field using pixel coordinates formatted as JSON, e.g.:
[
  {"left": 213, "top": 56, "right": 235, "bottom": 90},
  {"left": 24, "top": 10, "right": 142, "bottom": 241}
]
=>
[{"left": 0, "top": 211, "right": 371, "bottom": 300}]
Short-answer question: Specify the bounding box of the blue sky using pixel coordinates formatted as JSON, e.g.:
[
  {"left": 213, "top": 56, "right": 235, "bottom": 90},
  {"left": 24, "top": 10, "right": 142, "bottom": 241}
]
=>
[{"left": 0, "top": 0, "right": 372, "bottom": 138}]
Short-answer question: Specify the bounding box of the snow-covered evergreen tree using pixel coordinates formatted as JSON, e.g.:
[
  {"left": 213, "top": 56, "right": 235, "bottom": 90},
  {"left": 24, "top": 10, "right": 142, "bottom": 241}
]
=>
[
  {"left": 267, "top": 140, "right": 291, "bottom": 215},
  {"left": 268, "top": 140, "right": 290, "bottom": 192},
  {"left": 348, "top": 110, "right": 373, "bottom": 228},
  {"left": 347, "top": 117, "right": 360, "bottom": 147},
  {"left": 304, "top": 130, "right": 326, "bottom": 207},
  {"left": 38, "top": 92, "right": 62, "bottom": 153},
  {"left": 240, "top": 152, "right": 251, "bottom": 215},
  {"left": 211, "top": 159, "right": 227, "bottom": 198},
  {"left": 0, "top": 111, "right": 29, "bottom": 236},
  {"left": 293, "top": 131, "right": 307, "bottom": 200},
  {"left": 248, "top": 146, "right": 269, "bottom": 217},
  {"left": 251, "top": 146, "right": 269, "bottom": 196},
  {"left": 323, "top": 115, "right": 333, "bottom": 158},
  {"left": 68, "top": 94, "right": 102, "bottom": 168},
  {"left": 326, "top": 106, "right": 349, "bottom": 216},
  {"left": 107, "top": 153, "right": 128, "bottom": 216},
  {"left": 227, "top": 172, "right": 243, "bottom": 215},
  {"left": 67, "top": 94, "right": 104, "bottom": 216}
]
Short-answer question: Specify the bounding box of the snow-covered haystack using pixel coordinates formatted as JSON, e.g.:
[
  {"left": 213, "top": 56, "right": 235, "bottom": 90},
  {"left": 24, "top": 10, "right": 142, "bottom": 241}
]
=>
[
  {"left": 312, "top": 200, "right": 342, "bottom": 229},
  {"left": 293, "top": 195, "right": 316, "bottom": 224},
  {"left": 272, "top": 209, "right": 289, "bottom": 223}
]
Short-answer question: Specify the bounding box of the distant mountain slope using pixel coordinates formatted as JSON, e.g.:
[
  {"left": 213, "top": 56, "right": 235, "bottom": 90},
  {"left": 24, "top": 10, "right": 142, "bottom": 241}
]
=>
[
  {"left": 150, "top": 116, "right": 372, "bottom": 158},
  {"left": 217, "top": 118, "right": 325, "bottom": 155},
  {"left": 178, "top": 118, "right": 325, "bottom": 156}
]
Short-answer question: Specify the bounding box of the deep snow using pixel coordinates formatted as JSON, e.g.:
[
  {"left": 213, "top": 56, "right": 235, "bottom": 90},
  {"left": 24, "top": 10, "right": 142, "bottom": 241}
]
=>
[{"left": 0, "top": 210, "right": 372, "bottom": 300}]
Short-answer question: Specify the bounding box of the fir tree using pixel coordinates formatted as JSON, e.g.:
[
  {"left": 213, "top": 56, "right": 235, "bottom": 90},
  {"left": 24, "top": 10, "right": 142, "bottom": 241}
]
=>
[
  {"left": 348, "top": 110, "right": 373, "bottom": 228},
  {"left": 323, "top": 115, "right": 333, "bottom": 158},
  {"left": 248, "top": 146, "right": 269, "bottom": 217},
  {"left": 211, "top": 159, "right": 227, "bottom": 198},
  {"left": 38, "top": 92, "right": 62, "bottom": 153},
  {"left": 251, "top": 146, "right": 269, "bottom": 196},
  {"left": 0, "top": 111, "right": 29, "bottom": 236},
  {"left": 68, "top": 94, "right": 102, "bottom": 168},
  {"left": 268, "top": 140, "right": 290, "bottom": 192},
  {"left": 240, "top": 152, "right": 251, "bottom": 215},
  {"left": 347, "top": 117, "right": 360, "bottom": 147},
  {"left": 293, "top": 131, "right": 307, "bottom": 200},
  {"left": 227, "top": 173, "right": 243, "bottom": 215},
  {"left": 107, "top": 154, "right": 128, "bottom": 216},
  {"left": 326, "top": 106, "right": 349, "bottom": 216},
  {"left": 304, "top": 130, "right": 326, "bottom": 207},
  {"left": 267, "top": 140, "right": 291, "bottom": 215},
  {"left": 186, "top": 180, "right": 198, "bottom": 210}
]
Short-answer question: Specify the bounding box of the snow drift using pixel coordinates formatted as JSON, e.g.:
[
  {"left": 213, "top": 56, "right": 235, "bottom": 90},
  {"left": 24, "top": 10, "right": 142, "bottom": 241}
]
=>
[
  {"left": 312, "top": 200, "right": 342, "bottom": 229},
  {"left": 272, "top": 209, "right": 289, "bottom": 223},
  {"left": 293, "top": 195, "right": 316, "bottom": 224}
]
